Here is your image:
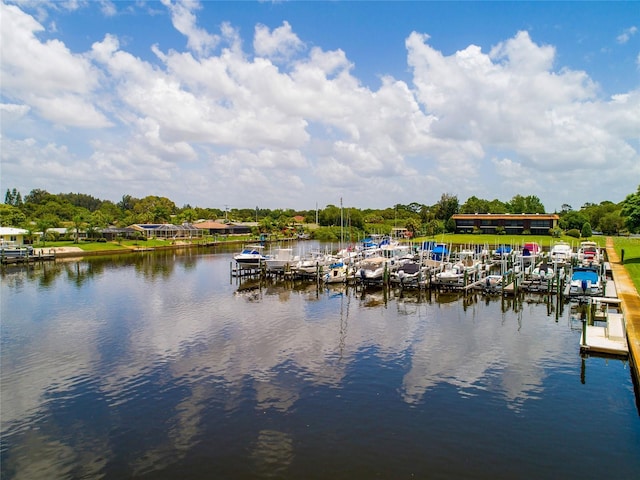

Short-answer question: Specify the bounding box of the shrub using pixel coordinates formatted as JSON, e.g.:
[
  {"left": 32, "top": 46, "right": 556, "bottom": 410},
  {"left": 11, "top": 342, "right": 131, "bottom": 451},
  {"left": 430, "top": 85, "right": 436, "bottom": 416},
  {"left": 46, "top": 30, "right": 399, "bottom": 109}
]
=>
[
  {"left": 566, "top": 229, "right": 581, "bottom": 238},
  {"left": 581, "top": 222, "right": 592, "bottom": 238}
]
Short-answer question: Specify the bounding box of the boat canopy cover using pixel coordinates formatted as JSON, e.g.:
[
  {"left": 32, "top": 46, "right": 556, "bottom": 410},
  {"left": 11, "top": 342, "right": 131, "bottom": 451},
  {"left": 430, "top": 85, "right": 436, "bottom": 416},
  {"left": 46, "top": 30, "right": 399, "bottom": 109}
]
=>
[{"left": 571, "top": 268, "right": 599, "bottom": 283}]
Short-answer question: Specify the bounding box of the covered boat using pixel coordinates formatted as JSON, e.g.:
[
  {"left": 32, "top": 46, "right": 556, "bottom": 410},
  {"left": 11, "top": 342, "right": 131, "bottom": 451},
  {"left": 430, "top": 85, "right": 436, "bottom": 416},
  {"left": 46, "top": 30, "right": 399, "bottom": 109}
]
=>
[{"left": 568, "top": 266, "right": 602, "bottom": 297}]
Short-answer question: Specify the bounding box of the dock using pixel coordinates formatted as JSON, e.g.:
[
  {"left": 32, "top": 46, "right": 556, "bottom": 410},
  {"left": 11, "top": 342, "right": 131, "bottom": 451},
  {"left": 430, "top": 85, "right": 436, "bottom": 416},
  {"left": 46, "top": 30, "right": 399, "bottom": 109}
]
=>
[
  {"left": 580, "top": 311, "right": 628, "bottom": 357},
  {"left": 1, "top": 251, "right": 55, "bottom": 264},
  {"left": 605, "top": 238, "right": 640, "bottom": 382}
]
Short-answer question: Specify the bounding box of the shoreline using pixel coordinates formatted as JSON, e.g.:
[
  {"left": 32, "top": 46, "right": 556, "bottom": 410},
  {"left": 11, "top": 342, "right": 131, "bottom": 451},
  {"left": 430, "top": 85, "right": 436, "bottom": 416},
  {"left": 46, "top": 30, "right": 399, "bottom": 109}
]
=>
[{"left": 32, "top": 239, "right": 249, "bottom": 259}]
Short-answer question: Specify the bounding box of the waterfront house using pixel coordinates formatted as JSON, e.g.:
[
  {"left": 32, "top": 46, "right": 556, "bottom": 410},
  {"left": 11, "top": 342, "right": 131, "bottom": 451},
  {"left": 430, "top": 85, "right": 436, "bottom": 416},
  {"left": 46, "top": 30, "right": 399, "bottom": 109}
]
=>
[
  {"left": 452, "top": 213, "right": 560, "bottom": 235},
  {"left": 0, "top": 227, "right": 30, "bottom": 245},
  {"left": 128, "top": 223, "right": 203, "bottom": 240},
  {"left": 101, "top": 226, "right": 139, "bottom": 241},
  {"left": 193, "top": 221, "right": 254, "bottom": 235}
]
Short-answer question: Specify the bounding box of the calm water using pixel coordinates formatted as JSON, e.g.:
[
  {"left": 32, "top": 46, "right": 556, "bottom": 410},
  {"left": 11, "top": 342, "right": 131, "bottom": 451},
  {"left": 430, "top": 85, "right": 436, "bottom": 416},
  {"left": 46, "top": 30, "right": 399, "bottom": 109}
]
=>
[{"left": 2, "top": 246, "right": 639, "bottom": 479}]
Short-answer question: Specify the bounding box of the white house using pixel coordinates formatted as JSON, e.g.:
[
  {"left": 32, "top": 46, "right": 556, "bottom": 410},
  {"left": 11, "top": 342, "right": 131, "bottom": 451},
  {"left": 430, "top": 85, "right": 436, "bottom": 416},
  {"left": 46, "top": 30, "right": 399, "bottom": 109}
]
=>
[{"left": 0, "top": 227, "right": 30, "bottom": 246}]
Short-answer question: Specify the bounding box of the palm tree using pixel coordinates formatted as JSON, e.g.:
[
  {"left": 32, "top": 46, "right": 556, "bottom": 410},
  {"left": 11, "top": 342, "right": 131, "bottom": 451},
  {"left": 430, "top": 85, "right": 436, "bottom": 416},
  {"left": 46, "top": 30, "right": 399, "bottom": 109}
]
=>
[
  {"left": 36, "top": 219, "right": 51, "bottom": 246},
  {"left": 72, "top": 213, "right": 85, "bottom": 244}
]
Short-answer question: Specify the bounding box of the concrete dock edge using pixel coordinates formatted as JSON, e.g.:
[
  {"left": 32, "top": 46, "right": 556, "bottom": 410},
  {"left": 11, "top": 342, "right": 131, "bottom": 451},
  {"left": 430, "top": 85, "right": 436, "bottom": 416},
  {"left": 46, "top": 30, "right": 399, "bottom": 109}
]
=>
[{"left": 606, "top": 237, "right": 640, "bottom": 383}]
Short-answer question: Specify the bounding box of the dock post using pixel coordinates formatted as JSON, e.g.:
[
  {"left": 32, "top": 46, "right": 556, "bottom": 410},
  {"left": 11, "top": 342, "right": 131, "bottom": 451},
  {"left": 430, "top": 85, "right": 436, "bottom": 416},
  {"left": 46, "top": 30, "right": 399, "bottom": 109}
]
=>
[{"left": 383, "top": 263, "right": 389, "bottom": 286}]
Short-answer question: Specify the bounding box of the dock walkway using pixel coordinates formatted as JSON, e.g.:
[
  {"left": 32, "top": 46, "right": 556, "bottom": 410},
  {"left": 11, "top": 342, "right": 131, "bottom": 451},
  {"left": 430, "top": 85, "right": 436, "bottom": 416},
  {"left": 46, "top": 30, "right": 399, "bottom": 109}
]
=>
[{"left": 605, "top": 238, "right": 640, "bottom": 381}]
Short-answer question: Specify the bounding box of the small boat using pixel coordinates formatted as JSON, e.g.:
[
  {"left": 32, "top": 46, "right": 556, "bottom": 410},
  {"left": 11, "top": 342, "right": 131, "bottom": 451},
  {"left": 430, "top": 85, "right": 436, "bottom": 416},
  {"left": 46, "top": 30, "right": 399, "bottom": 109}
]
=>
[
  {"left": 265, "top": 247, "right": 296, "bottom": 272},
  {"left": 483, "top": 274, "right": 504, "bottom": 293},
  {"left": 324, "top": 261, "right": 349, "bottom": 284},
  {"left": 234, "top": 245, "right": 268, "bottom": 267},
  {"left": 519, "top": 242, "right": 541, "bottom": 267},
  {"left": 358, "top": 256, "right": 387, "bottom": 284},
  {"left": 293, "top": 250, "right": 331, "bottom": 277},
  {"left": 393, "top": 261, "right": 423, "bottom": 287},
  {"left": 435, "top": 263, "right": 464, "bottom": 285},
  {"left": 568, "top": 266, "right": 602, "bottom": 297},
  {"left": 577, "top": 241, "right": 601, "bottom": 265},
  {"left": 549, "top": 241, "right": 573, "bottom": 265},
  {"left": 0, "top": 242, "right": 34, "bottom": 258}
]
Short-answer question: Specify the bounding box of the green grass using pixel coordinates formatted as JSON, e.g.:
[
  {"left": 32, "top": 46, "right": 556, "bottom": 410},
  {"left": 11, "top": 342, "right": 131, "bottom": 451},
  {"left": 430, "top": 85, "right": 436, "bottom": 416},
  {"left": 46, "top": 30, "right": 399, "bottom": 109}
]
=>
[
  {"left": 613, "top": 237, "right": 640, "bottom": 293},
  {"left": 35, "top": 235, "right": 257, "bottom": 251}
]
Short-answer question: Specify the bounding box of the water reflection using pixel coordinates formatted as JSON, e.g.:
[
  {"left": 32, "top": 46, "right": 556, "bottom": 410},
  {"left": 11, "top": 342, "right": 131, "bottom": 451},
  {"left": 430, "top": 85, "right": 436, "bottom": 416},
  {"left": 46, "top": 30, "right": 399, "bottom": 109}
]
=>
[{"left": 2, "top": 250, "right": 638, "bottom": 479}]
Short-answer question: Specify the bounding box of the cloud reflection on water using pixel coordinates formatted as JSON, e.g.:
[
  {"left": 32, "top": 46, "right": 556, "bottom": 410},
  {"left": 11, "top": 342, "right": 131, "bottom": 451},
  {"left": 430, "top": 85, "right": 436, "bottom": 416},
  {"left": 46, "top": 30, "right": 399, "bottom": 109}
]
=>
[{"left": 1, "top": 255, "right": 573, "bottom": 478}]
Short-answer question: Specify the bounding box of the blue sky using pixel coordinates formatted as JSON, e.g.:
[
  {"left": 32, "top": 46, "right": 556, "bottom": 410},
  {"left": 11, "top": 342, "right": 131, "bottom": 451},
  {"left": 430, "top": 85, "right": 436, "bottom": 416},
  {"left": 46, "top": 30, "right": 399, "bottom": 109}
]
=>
[{"left": 1, "top": 1, "right": 638, "bottom": 213}]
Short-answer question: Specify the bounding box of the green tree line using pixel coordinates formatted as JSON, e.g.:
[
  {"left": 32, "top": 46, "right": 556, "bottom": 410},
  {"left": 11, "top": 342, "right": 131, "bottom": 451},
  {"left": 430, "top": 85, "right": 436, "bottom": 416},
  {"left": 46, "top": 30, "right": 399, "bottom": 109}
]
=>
[{"left": 2, "top": 186, "right": 640, "bottom": 241}]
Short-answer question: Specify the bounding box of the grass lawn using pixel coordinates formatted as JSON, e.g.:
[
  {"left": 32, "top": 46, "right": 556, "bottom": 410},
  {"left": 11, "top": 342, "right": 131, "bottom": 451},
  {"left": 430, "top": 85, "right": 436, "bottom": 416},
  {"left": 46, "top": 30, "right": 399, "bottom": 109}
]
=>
[
  {"left": 613, "top": 237, "right": 640, "bottom": 293},
  {"left": 35, "top": 235, "right": 257, "bottom": 251}
]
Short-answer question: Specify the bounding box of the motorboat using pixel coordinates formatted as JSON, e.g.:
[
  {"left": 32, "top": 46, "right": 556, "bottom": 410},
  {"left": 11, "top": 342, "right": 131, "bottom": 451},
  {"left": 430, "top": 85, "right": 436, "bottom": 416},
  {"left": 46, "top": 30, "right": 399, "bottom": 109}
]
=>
[
  {"left": 234, "top": 244, "right": 268, "bottom": 267},
  {"left": 393, "top": 261, "right": 424, "bottom": 287},
  {"left": 293, "top": 250, "right": 332, "bottom": 277},
  {"left": 358, "top": 256, "right": 387, "bottom": 285},
  {"left": 265, "top": 247, "right": 296, "bottom": 272},
  {"left": 435, "top": 263, "right": 464, "bottom": 285},
  {"left": 549, "top": 241, "right": 573, "bottom": 266},
  {"left": 519, "top": 242, "right": 541, "bottom": 268},
  {"left": 577, "top": 241, "right": 601, "bottom": 265},
  {"left": 568, "top": 266, "right": 602, "bottom": 297},
  {"left": 324, "top": 261, "right": 349, "bottom": 284},
  {"left": 0, "top": 242, "right": 34, "bottom": 258},
  {"left": 483, "top": 274, "right": 504, "bottom": 294}
]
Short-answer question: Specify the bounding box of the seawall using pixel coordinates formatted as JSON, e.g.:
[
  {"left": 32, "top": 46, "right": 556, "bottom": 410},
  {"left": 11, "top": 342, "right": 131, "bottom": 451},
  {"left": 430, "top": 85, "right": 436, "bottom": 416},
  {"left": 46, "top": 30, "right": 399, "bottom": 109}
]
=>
[{"left": 606, "top": 237, "right": 640, "bottom": 384}]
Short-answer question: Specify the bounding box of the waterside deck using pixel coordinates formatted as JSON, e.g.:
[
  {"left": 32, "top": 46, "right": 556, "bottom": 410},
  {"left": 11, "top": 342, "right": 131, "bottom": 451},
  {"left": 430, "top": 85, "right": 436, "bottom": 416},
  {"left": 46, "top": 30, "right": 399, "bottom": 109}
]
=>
[{"left": 580, "top": 312, "right": 628, "bottom": 357}]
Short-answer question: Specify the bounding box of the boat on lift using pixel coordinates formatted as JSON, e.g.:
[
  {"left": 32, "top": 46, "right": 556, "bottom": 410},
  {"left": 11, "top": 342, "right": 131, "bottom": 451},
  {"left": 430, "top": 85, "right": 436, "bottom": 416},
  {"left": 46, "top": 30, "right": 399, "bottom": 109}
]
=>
[{"left": 234, "top": 244, "right": 268, "bottom": 267}]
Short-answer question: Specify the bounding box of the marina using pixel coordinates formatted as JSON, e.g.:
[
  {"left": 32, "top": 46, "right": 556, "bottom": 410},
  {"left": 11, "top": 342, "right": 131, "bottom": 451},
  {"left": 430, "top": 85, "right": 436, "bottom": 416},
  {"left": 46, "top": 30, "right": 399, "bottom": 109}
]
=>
[{"left": 228, "top": 237, "right": 638, "bottom": 362}]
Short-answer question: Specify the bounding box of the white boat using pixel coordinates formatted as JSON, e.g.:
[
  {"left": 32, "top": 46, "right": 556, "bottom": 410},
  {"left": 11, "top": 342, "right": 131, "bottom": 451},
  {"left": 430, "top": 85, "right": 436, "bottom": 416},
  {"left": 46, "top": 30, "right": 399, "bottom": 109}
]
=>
[
  {"left": 483, "top": 274, "right": 504, "bottom": 293},
  {"left": 435, "top": 263, "right": 464, "bottom": 285},
  {"left": 577, "top": 241, "right": 601, "bottom": 265},
  {"left": 324, "top": 261, "right": 349, "bottom": 283},
  {"left": 393, "top": 261, "right": 424, "bottom": 287},
  {"left": 549, "top": 241, "right": 573, "bottom": 265},
  {"left": 293, "top": 250, "right": 332, "bottom": 276},
  {"left": 568, "top": 266, "right": 602, "bottom": 297},
  {"left": 234, "top": 245, "right": 268, "bottom": 267},
  {"left": 0, "top": 241, "right": 34, "bottom": 258},
  {"left": 265, "top": 247, "right": 296, "bottom": 272},
  {"left": 519, "top": 242, "right": 541, "bottom": 268},
  {"left": 358, "top": 256, "right": 387, "bottom": 284}
]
